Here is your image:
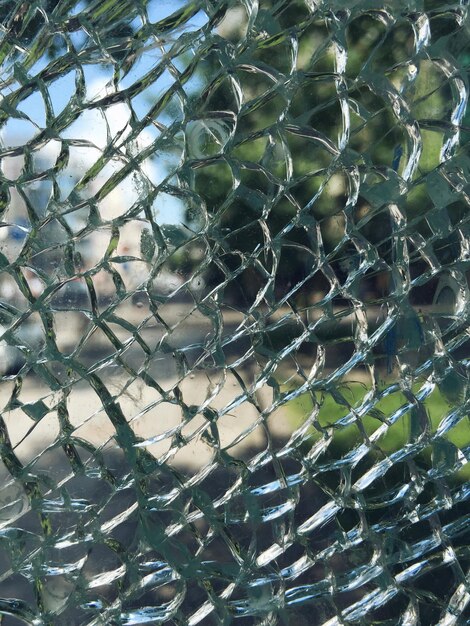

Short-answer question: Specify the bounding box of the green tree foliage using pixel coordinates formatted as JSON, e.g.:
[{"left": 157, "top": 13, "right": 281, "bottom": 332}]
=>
[{"left": 182, "top": 1, "right": 468, "bottom": 312}]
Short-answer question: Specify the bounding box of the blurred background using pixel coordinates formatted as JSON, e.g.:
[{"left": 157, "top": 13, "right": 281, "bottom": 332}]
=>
[
  {"left": 0, "top": 0, "right": 469, "bottom": 623},
  {"left": 1, "top": 0, "right": 468, "bottom": 452}
]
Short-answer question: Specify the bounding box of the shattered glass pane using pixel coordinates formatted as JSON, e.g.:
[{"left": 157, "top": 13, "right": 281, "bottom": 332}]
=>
[{"left": 0, "top": 0, "right": 469, "bottom": 624}]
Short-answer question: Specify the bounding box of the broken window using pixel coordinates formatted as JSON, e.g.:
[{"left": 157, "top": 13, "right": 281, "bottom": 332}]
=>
[{"left": 0, "top": 1, "right": 468, "bottom": 624}]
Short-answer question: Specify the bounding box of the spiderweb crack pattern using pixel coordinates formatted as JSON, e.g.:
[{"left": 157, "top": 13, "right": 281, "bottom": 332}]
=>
[{"left": 0, "top": 0, "right": 469, "bottom": 624}]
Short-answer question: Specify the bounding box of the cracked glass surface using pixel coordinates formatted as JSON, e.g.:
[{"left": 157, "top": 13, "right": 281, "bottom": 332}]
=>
[{"left": 0, "top": 0, "right": 469, "bottom": 624}]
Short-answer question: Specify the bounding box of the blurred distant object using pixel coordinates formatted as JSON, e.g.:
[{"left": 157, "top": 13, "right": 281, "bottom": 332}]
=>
[
  {"left": 49, "top": 278, "right": 90, "bottom": 310},
  {"left": 433, "top": 271, "right": 463, "bottom": 333},
  {"left": 383, "top": 304, "right": 425, "bottom": 374},
  {"left": 131, "top": 270, "right": 184, "bottom": 305},
  {"left": 132, "top": 271, "right": 206, "bottom": 305},
  {"left": 432, "top": 271, "right": 469, "bottom": 405},
  {"left": 0, "top": 319, "right": 43, "bottom": 375}
]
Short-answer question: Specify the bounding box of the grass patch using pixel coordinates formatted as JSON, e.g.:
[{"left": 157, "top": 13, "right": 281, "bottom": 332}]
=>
[{"left": 285, "top": 380, "right": 469, "bottom": 482}]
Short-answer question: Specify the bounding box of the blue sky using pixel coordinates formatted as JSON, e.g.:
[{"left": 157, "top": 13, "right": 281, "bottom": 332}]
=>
[{"left": 0, "top": 0, "right": 210, "bottom": 225}]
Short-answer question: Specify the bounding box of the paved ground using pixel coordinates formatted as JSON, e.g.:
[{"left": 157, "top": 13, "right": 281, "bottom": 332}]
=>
[
  {"left": 0, "top": 299, "right": 375, "bottom": 477},
  {"left": 1, "top": 367, "right": 289, "bottom": 476}
]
